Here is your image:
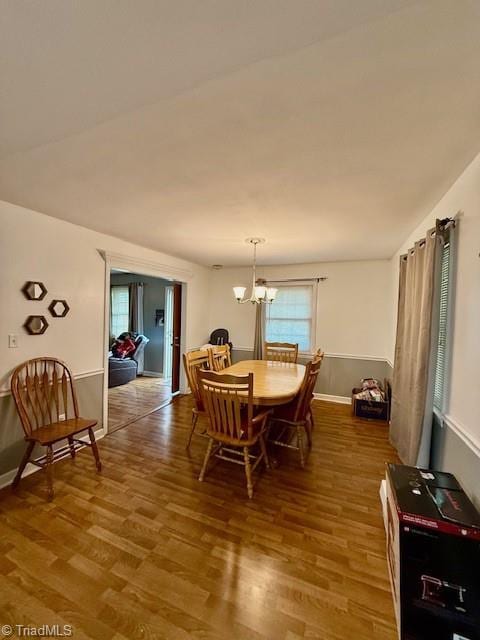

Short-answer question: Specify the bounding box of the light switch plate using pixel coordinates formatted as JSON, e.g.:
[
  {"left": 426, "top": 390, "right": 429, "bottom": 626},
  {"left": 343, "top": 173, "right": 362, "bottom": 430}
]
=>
[{"left": 8, "top": 334, "right": 18, "bottom": 348}]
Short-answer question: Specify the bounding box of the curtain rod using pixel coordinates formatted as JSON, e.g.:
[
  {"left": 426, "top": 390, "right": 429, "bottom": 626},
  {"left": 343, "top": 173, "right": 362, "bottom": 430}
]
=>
[{"left": 259, "top": 277, "right": 328, "bottom": 284}]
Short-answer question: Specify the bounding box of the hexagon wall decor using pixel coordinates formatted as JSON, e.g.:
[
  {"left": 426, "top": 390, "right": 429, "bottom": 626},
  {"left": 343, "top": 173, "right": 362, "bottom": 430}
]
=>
[
  {"left": 24, "top": 315, "right": 49, "bottom": 335},
  {"left": 22, "top": 281, "right": 48, "bottom": 300},
  {"left": 48, "top": 299, "right": 70, "bottom": 318}
]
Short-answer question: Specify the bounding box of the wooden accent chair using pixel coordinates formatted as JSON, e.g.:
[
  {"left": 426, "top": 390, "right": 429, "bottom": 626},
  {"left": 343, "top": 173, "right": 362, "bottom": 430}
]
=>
[
  {"left": 10, "top": 358, "right": 102, "bottom": 500},
  {"left": 207, "top": 344, "right": 232, "bottom": 372},
  {"left": 267, "top": 352, "right": 323, "bottom": 466},
  {"left": 264, "top": 341, "right": 299, "bottom": 363},
  {"left": 197, "top": 370, "right": 271, "bottom": 498},
  {"left": 183, "top": 349, "right": 210, "bottom": 448}
]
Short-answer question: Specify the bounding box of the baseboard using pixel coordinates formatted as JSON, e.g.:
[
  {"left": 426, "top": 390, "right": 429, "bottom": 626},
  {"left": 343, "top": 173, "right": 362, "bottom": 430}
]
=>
[
  {"left": 142, "top": 371, "right": 164, "bottom": 378},
  {"left": 313, "top": 393, "right": 352, "bottom": 405},
  {"left": 0, "top": 426, "right": 106, "bottom": 491}
]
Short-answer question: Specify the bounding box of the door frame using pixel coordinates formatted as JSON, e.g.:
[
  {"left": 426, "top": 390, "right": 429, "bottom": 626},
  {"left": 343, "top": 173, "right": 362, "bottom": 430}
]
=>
[
  {"left": 99, "top": 250, "right": 192, "bottom": 435},
  {"left": 163, "top": 284, "right": 174, "bottom": 381}
]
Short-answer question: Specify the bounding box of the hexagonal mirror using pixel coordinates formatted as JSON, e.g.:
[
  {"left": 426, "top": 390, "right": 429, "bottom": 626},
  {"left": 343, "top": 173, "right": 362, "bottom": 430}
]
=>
[
  {"left": 48, "top": 299, "right": 70, "bottom": 318},
  {"left": 24, "top": 315, "right": 49, "bottom": 335},
  {"left": 22, "top": 281, "right": 47, "bottom": 300}
]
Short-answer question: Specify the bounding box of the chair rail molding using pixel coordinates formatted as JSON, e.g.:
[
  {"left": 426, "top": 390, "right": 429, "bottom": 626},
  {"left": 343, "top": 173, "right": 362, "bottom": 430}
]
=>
[
  {"left": 0, "top": 367, "right": 104, "bottom": 397},
  {"left": 98, "top": 249, "right": 194, "bottom": 281},
  {"left": 443, "top": 413, "right": 480, "bottom": 459},
  {"left": 233, "top": 347, "right": 390, "bottom": 363}
]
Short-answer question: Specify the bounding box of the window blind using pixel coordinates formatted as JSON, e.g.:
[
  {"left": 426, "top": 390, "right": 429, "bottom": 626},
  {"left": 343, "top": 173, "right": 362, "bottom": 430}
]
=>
[
  {"left": 111, "top": 285, "right": 130, "bottom": 338},
  {"left": 433, "top": 241, "right": 450, "bottom": 409},
  {"left": 265, "top": 284, "right": 314, "bottom": 352}
]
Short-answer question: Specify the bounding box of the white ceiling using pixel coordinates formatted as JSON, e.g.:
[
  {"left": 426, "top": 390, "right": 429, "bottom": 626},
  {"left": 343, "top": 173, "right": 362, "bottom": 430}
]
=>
[{"left": 1, "top": 0, "right": 480, "bottom": 266}]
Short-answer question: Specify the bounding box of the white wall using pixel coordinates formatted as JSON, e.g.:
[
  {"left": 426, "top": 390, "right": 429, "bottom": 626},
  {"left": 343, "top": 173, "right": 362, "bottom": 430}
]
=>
[
  {"left": 209, "top": 260, "right": 392, "bottom": 360},
  {"left": 388, "top": 152, "right": 480, "bottom": 447},
  {"left": 0, "top": 200, "right": 211, "bottom": 392}
]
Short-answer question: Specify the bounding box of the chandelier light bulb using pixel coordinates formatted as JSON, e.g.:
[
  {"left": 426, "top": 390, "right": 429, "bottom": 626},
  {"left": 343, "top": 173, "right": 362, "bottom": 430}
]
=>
[{"left": 233, "top": 286, "right": 246, "bottom": 301}]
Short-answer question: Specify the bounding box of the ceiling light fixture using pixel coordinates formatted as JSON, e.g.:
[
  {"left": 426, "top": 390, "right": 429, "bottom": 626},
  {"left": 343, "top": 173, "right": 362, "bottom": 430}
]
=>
[{"left": 233, "top": 238, "right": 277, "bottom": 304}]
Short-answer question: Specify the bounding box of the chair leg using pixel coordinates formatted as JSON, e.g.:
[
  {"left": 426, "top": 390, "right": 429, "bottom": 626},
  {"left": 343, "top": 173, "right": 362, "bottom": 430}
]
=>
[
  {"left": 199, "top": 437, "right": 214, "bottom": 482},
  {"left": 11, "top": 440, "right": 35, "bottom": 490},
  {"left": 46, "top": 445, "right": 54, "bottom": 501},
  {"left": 68, "top": 436, "right": 76, "bottom": 459},
  {"left": 186, "top": 411, "right": 198, "bottom": 449},
  {"left": 259, "top": 434, "right": 270, "bottom": 470},
  {"left": 243, "top": 446, "right": 253, "bottom": 499},
  {"left": 88, "top": 428, "right": 102, "bottom": 472},
  {"left": 297, "top": 426, "right": 305, "bottom": 467},
  {"left": 305, "top": 417, "right": 313, "bottom": 449}
]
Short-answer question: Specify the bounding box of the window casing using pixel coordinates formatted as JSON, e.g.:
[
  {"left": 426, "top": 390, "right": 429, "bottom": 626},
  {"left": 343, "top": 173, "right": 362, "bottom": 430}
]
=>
[
  {"left": 265, "top": 283, "right": 316, "bottom": 353},
  {"left": 110, "top": 285, "right": 129, "bottom": 338}
]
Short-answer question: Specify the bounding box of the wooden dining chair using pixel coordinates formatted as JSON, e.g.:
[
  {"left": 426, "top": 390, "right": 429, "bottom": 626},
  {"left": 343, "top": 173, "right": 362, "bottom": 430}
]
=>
[
  {"left": 10, "top": 357, "right": 102, "bottom": 500},
  {"left": 267, "top": 352, "right": 323, "bottom": 466},
  {"left": 183, "top": 349, "right": 210, "bottom": 448},
  {"left": 264, "top": 341, "right": 299, "bottom": 363},
  {"left": 197, "top": 370, "right": 271, "bottom": 498},
  {"left": 308, "top": 349, "right": 325, "bottom": 431},
  {"left": 207, "top": 344, "right": 232, "bottom": 372}
]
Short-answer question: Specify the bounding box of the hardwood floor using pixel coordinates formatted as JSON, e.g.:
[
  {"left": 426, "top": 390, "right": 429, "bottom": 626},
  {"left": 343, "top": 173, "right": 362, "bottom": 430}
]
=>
[
  {"left": 108, "top": 375, "right": 171, "bottom": 431},
  {"left": 0, "top": 398, "right": 399, "bottom": 640}
]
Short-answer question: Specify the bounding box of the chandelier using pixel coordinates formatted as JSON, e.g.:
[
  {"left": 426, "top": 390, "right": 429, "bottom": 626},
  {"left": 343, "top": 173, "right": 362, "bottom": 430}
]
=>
[{"left": 233, "top": 238, "right": 278, "bottom": 304}]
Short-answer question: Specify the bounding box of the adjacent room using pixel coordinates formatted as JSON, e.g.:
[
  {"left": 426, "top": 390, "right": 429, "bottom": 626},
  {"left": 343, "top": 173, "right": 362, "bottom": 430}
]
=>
[
  {"left": 0, "top": 2, "right": 479, "bottom": 640},
  {"left": 107, "top": 270, "right": 173, "bottom": 432}
]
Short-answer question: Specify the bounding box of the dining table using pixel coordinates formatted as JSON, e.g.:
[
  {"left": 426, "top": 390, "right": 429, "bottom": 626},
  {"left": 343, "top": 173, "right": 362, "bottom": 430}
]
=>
[{"left": 219, "top": 359, "right": 306, "bottom": 406}]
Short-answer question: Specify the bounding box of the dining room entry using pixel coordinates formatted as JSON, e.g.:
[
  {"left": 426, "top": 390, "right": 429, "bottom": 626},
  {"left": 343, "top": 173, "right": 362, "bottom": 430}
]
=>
[{"left": 107, "top": 270, "right": 180, "bottom": 431}]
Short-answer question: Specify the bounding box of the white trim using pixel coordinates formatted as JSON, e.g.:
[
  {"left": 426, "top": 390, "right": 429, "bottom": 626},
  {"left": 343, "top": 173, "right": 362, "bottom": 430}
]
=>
[
  {"left": 443, "top": 413, "right": 480, "bottom": 459},
  {"left": 0, "top": 368, "right": 104, "bottom": 397},
  {"left": 142, "top": 371, "right": 164, "bottom": 378},
  {"left": 98, "top": 250, "right": 193, "bottom": 281},
  {"left": 101, "top": 251, "right": 189, "bottom": 434},
  {"left": 0, "top": 427, "right": 106, "bottom": 491},
  {"left": 75, "top": 368, "right": 104, "bottom": 380},
  {"left": 232, "top": 347, "right": 391, "bottom": 363},
  {"left": 324, "top": 352, "right": 390, "bottom": 362},
  {"left": 313, "top": 393, "right": 351, "bottom": 405},
  {"left": 385, "top": 359, "right": 394, "bottom": 369}
]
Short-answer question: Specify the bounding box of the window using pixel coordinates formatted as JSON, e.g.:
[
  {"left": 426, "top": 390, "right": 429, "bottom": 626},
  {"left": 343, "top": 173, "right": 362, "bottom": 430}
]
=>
[
  {"left": 265, "top": 284, "right": 315, "bottom": 353},
  {"left": 433, "top": 241, "right": 451, "bottom": 410},
  {"left": 110, "top": 285, "right": 129, "bottom": 337}
]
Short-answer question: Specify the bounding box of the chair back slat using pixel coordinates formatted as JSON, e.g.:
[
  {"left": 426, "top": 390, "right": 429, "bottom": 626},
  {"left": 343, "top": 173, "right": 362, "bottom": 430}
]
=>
[
  {"left": 264, "top": 342, "right": 299, "bottom": 363},
  {"left": 208, "top": 344, "right": 232, "bottom": 372},
  {"left": 11, "top": 358, "right": 79, "bottom": 437},
  {"left": 52, "top": 366, "right": 60, "bottom": 422},
  {"left": 183, "top": 350, "right": 210, "bottom": 411},
  {"left": 198, "top": 370, "right": 253, "bottom": 442},
  {"left": 291, "top": 351, "right": 324, "bottom": 422}
]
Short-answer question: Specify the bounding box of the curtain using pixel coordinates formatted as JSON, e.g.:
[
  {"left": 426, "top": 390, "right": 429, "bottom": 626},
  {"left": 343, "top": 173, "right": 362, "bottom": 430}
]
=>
[
  {"left": 129, "top": 282, "right": 145, "bottom": 374},
  {"left": 390, "top": 223, "right": 445, "bottom": 467},
  {"left": 253, "top": 303, "right": 265, "bottom": 360}
]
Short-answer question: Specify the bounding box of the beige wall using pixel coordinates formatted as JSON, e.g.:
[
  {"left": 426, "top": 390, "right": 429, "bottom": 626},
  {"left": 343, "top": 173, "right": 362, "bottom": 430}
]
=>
[
  {"left": 0, "top": 200, "right": 211, "bottom": 477},
  {"left": 0, "top": 200, "right": 211, "bottom": 392},
  {"left": 209, "top": 260, "right": 392, "bottom": 360}
]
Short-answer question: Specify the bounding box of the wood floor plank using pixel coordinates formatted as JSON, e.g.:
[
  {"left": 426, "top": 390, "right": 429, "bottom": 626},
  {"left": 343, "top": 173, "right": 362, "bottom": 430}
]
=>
[{"left": 0, "top": 398, "right": 399, "bottom": 639}]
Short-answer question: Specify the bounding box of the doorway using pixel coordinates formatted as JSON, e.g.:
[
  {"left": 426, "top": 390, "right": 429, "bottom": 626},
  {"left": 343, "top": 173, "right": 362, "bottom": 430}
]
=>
[{"left": 106, "top": 269, "right": 181, "bottom": 432}]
